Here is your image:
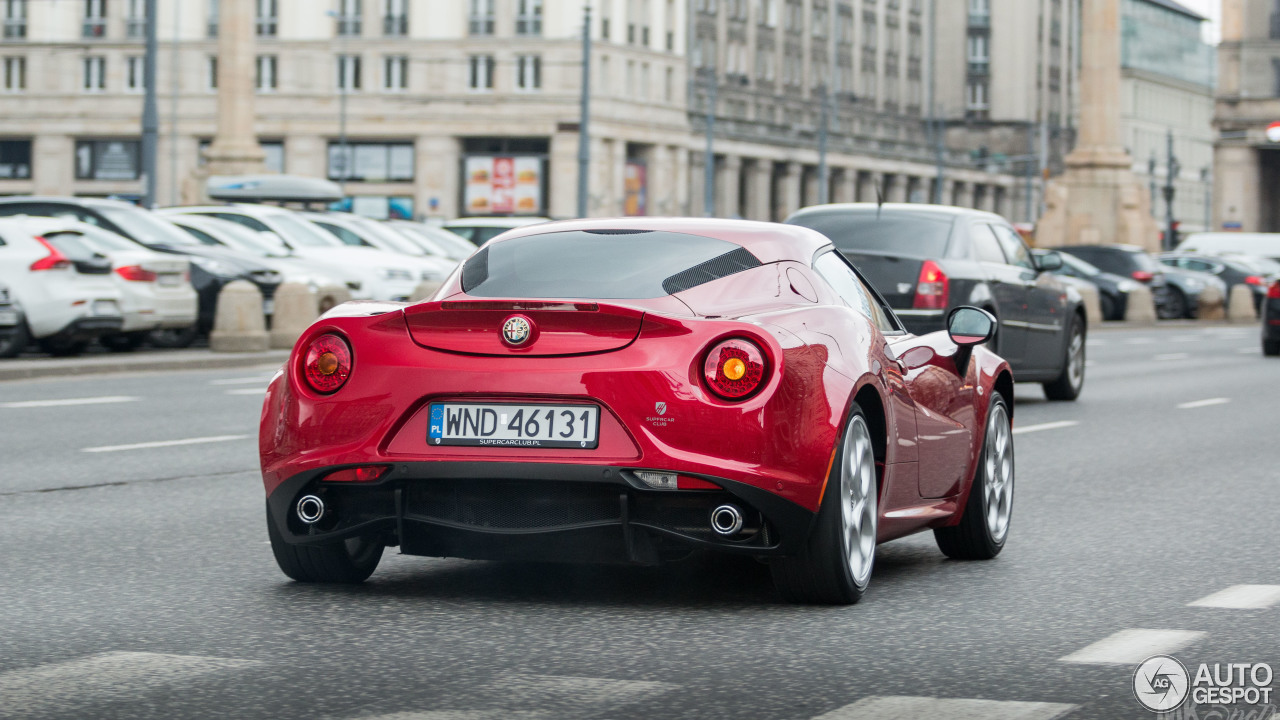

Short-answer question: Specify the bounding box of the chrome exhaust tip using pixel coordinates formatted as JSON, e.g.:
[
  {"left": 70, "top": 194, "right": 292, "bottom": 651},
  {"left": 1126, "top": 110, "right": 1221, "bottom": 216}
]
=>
[
  {"left": 296, "top": 495, "right": 325, "bottom": 525},
  {"left": 710, "top": 504, "right": 745, "bottom": 536}
]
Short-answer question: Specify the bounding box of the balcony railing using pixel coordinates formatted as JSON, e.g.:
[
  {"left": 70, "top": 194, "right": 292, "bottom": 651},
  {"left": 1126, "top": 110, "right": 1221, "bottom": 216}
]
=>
[
  {"left": 335, "top": 15, "right": 361, "bottom": 36},
  {"left": 468, "top": 15, "right": 493, "bottom": 35},
  {"left": 126, "top": 18, "right": 146, "bottom": 38},
  {"left": 515, "top": 14, "right": 541, "bottom": 35},
  {"left": 2, "top": 19, "right": 26, "bottom": 39},
  {"left": 256, "top": 17, "right": 277, "bottom": 36},
  {"left": 82, "top": 19, "right": 107, "bottom": 38},
  {"left": 967, "top": 60, "right": 990, "bottom": 76},
  {"left": 968, "top": 12, "right": 990, "bottom": 29},
  {"left": 382, "top": 14, "right": 407, "bottom": 36}
]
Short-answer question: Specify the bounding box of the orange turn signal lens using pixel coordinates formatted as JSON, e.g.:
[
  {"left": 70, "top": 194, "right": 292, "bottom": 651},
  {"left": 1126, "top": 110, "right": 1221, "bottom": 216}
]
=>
[
  {"left": 722, "top": 357, "right": 746, "bottom": 381},
  {"left": 316, "top": 352, "right": 340, "bottom": 376},
  {"left": 302, "top": 334, "right": 352, "bottom": 394},
  {"left": 703, "top": 338, "right": 767, "bottom": 400}
]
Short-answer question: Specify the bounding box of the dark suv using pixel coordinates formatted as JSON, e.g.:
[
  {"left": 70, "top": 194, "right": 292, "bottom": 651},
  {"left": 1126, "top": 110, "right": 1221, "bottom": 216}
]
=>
[
  {"left": 786, "top": 203, "right": 1087, "bottom": 401},
  {"left": 0, "top": 197, "right": 282, "bottom": 346}
]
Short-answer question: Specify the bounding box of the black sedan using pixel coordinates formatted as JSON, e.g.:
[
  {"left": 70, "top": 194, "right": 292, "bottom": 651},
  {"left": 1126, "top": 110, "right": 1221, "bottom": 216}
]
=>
[
  {"left": 1048, "top": 245, "right": 1179, "bottom": 318},
  {"left": 0, "top": 197, "right": 282, "bottom": 347},
  {"left": 1040, "top": 250, "right": 1139, "bottom": 321},
  {"left": 1159, "top": 252, "right": 1280, "bottom": 314},
  {"left": 786, "top": 203, "right": 1087, "bottom": 400}
]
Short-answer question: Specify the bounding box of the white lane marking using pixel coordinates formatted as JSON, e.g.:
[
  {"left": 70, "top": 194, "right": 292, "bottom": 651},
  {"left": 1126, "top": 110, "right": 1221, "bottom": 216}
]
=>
[
  {"left": 210, "top": 376, "right": 273, "bottom": 386},
  {"left": 0, "top": 651, "right": 260, "bottom": 715},
  {"left": 1172, "top": 335, "right": 1201, "bottom": 343},
  {"left": 1178, "top": 397, "right": 1231, "bottom": 409},
  {"left": 496, "top": 674, "right": 676, "bottom": 705},
  {"left": 362, "top": 713, "right": 546, "bottom": 720},
  {"left": 1, "top": 396, "right": 139, "bottom": 409},
  {"left": 82, "top": 434, "right": 252, "bottom": 453},
  {"left": 810, "top": 696, "right": 1076, "bottom": 720},
  {"left": 225, "top": 388, "right": 266, "bottom": 396},
  {"left": 1059, "top": 629, "right": 1205, "bottom": 665},
  {"left": 1155, "top": 353, "right": 1191, "bottom": 361},
  {"left": 1012, "top": 421, "right": 1080, "bottom": 436},
  {"left": 1188, "top": 585, "right": 1280, "bottom": 609},
  {"left": 1126, "top": 337, "right": 1156, "bottom": 345}
]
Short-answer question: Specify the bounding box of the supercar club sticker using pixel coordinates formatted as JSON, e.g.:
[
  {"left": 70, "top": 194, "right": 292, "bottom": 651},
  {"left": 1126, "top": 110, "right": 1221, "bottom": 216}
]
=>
[{"left": 1134, "top": 655, "right": 1275, "bottom": 714}]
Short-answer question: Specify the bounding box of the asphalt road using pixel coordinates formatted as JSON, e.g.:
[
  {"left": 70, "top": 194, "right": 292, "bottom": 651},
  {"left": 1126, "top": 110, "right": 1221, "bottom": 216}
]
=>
[{"left": 1, "top": 323, "right": 1276, "bottom": 720}]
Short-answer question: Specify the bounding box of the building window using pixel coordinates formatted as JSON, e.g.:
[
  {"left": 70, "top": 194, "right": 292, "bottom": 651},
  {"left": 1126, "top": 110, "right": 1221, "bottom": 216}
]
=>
[
  {"left": 0, "top": 139, "right": 30, "bottom": 178},
  {"left": 968, "top": 0, "right": 989, "bottom": 26},
  {"left": 516, "top": 0, "right": 542, "bottom": 36},
  {"left": 468, "top": 0, "right": 494, "bottom": 35},
  {"left": 336, "top": 54, "right": 360, "bottom": 91},
  {"left": 256, "top": 0, "right": 277, "bottom": 36},
  {"left": 125, "top": 0, "right": 146, "bottom": 38},
  {"left": 327, "top": 142, "right": 414, "bottom": 182},
  {"left": 383, "top": 55, "right": 407, "bottom": 91},
  {"left": 75, "top": 139, "right": 140, "bottom": 180},
  {"left": 966, "top": 79, "right": 989, "bottom": 118},
  {"left": 383, "top": 0, "right": 407, "bottom": 36},
  {"left": 967, "top": 32, "right": 989, "bottom": 74},
  {"left": 208, "top": 0, "right": 218, "bottom": 37},
  {"left": 83, "top": 0, "right": 106, "bottom": 38},
  {"left": 256, "top": 54, "right": 277, "bottom": 92},
  {"left": 2, "top": 55, "right": 23, "bottom": 91},
  {"left": 336, "top": 0, "right": 361, "bottom": 36},
  {"left": 83, "top": 56, "right": 105, "bottom": 92},
  {"left": 515, "top": 54, "right": 541, "bottom": 91},
  {"left": 4, "top": 0, "right": 26, "bottom": 39},
  {"left": 126, "top": 55, "right": 144, "bottom": 92},
  {"left": 469, "top": 54, "right": 493, "bottom": 90},
  {"left": 206, "top": 56, "right": 217, "bottom": 91}
]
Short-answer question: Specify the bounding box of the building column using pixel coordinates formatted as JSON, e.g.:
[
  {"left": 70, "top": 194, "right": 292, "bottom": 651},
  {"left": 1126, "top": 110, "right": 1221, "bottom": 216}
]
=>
[
  {"left": 673, "top": 145, "right": 691, "bottom": 216},
  {"left": 746, "top": 159, "right": 772, "bottom": 221},
  {"left": 835, "top": 168, "right": 856, "bottom": 204},
  {"left": 802, "top": 166, "right": 819, "bottom": 208},
  {"left": 549, "top": 130, "right": 580, "bottom": 219},
  {"left": 780, "top": 162, "right": 803, "bottom": 219},
  {"left": 689, "top": 152, "right": 707, "bottom": 217},
  {"left": 1214, "top": 145, "right": 1259, "bottom": 232},
  {"left": 719, "top": 155, "right": 742, "bottom": 218},
  {"left": 418, "top": 136, "right": 460, "bottom": 220},
  {"left": 940, "top": 179, "right": 956, "bottom": 208},
  {"left": 611, "top": 139, "right": 628, "bottom": 217},
  {"left": 954, "top": 181, "right": 972, "bottom": 208},
  {"left": 203, "top": 0, "right": 265, "bottom": 177},
  {"left": 33, "top": 135, "right": 74, "bottom": 197}
]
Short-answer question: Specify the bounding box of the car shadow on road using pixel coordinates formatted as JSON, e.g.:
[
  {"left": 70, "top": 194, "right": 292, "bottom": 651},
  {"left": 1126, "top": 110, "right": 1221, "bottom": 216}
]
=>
[{"left": 267, "top": 538, "right": 950, "bottom": 609}]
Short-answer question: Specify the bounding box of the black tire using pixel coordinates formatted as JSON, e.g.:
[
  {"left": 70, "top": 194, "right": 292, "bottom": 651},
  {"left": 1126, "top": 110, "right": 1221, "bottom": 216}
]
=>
[
  {"left": 1264, "top": 339, "right": 1280, "bottom": 357},
  {"left": 1042, "top": 315, "right": 1085, "bottom": 401},
  {"left": 101, "top": 332, "right": 148, "bottom": 353},
  {"left": 0, "top": 321, "right": 29, "bottom": 359},
  {"left": 935, "top": 395, "right": 1013, "bottom": 560},
  {"left": 1160, "top": 287, "right": 1187, "bottom": 320},
  {"left": 36, "top": 336, "right": 88, "bottom": 357},
  {"left": 266, "top": 503, "right": 383, "bottom": 583},
  {"left": 771, "top": 404, "right": 878, "bottom": 605},
  {"left": 149, "top": 325, "right": 198, "bottom": 349},
  {"left": 1099, "top": 294, "right": 1117, "bottom": 321}
]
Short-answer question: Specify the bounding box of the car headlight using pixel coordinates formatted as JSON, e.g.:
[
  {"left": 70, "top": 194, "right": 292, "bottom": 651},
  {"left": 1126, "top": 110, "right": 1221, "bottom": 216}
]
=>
[
  {"left": 1117, "top": 280, "right": 1140, "bottom": 292},
  {"left": 191, "top": 257, "right": 238, "bottom": 278},
  {"left": 380, "top": 268, "right": 414, "bottom": 282}
]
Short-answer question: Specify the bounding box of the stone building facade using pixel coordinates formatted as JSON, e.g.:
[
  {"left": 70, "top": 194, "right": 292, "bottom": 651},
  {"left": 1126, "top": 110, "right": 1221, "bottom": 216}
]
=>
[
  {"left": 0, "top": 0, "right": 1018, "bottom": 220},
  {"left": 1215, "top": 0, "right": 1280, "bottom": 232}
]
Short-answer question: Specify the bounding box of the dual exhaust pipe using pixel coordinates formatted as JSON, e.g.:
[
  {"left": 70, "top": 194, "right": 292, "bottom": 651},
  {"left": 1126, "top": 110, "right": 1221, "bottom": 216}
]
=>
[{"left": 296, "top": 494, "right": 325, "bottom": 525}]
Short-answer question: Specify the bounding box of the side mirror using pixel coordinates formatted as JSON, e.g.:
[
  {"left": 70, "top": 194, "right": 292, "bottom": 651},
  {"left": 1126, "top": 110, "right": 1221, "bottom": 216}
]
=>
[
  {"left": 948, "top": 306, "right": 997, "bottom": 346},
  {"left": 1035, "top": 250, "right": 1064, "bottom": 272}
]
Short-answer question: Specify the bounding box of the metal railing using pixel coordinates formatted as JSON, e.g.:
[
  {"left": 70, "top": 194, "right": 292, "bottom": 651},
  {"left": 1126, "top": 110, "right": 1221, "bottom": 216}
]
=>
[
  {"left": 382, "top": 14, "right": 407, "bottom": 35},
  {"left": 2, "top": 19, "right": 26, "bottom": 39},
  {"left": 335, "top": 15, "right": 361, "bottom": 36},
  {"left": 82, "top": 19, "right": 107, "bottom": 38},
  {"left": 968, "top": 12, "right": 990, "bottom": 28}
]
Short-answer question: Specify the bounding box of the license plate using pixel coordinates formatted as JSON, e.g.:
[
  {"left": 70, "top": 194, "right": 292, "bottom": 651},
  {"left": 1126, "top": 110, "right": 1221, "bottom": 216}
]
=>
[
  {"left": 157, "top": 274, "right": 182, "bottom": 287},
  {"left": 428, "top": 403, "right": 600, "bottom": 449},
  {"left": 0, "top": 310, "right": 17, "bottom": 326},
  {"left": 92, "top": 300, "right": 120, "bottom": 316}
]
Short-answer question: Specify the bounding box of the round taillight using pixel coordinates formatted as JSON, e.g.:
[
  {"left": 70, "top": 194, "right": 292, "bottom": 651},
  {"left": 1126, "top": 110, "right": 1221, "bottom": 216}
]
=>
[
  {"left": 703, "top": 338, "right": 767, "bottom": 400},
  {"left": 303, "top": 334, "right": 352, "bottom": 394}
]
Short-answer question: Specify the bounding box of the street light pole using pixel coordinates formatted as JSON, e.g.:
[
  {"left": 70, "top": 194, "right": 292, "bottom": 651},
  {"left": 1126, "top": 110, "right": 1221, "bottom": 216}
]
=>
[
  {"left": 817, "top": 83, "right": 829, "bottom": 205},
  {"left": 140, "top": 0, "right": 158, "bottom": 207},
  {"left": 576, "top": 5, "right": 591, "bottom": 218},
  {"left": 928, "top": 0, "right": 944, "bottom": 204},
  {"left": 1164, "top": 129, "right": 1180, "bottom": 250},
  {"left": 704, "top": 70, "right": 716, "bottom": 217}
]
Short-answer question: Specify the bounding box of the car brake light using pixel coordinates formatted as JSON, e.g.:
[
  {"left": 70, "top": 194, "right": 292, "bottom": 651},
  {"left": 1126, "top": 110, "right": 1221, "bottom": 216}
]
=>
[
  {"left": 115, "top": 265, "right": 158, "bottom": 282},
  {"left": 1131, "top": 271, "right": 1155, "bottom": 282},
  {"left": 703, "top": 338, "right": 767, "bottom": 400},
  {"left": 913, "top": 260, "right": 949, "bottom": 310},
  {"left": 29, "top": 236, "right": 72, "bottom": 271},
  {"left": 1244, "top": 275, "right": 1264, "bottom": 286},
  {"left": 302, "top": 333, "right": 353, "bottom": 394},
  {"left": 1268, "top": 281, "right": 1280, "bottom": 299},
  {"left": 324, "top": 465, "right": 388, "bottom": 483}
]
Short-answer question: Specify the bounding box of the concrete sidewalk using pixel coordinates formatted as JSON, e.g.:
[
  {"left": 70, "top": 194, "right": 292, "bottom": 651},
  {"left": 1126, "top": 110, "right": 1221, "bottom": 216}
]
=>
[{"left": 0, "top": 348, "right": 289, "bottom": 382}]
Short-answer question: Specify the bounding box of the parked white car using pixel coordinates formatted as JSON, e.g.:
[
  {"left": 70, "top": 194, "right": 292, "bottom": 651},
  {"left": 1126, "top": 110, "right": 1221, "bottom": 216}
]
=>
[
  {"left": 0, "top": 217, "right": 123, "bottom": 356},
  {"left": 0, "top": 280, "right": 28, "bottom": 358},
  {"left": 1177, "top": 233, "right": 1280, "bottom": 262},
  {"left": 387, "top": 221, "right": 476, "bottom": 261},
  {"left": 300, "top": 212, "right": 458, "bottom": 279},
  {"left": 29, "top": 220, "right": 198, "bottom": 351},
  {"left": 161, "top": 205, "right": 433, "bottom": 301},
  {"left": 442, "top": 216, "right": 550, "bottom": 246}
]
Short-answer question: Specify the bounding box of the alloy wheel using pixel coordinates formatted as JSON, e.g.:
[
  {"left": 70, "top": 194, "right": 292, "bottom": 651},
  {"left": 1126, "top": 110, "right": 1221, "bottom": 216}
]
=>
[
  {"left": 984, "top": 403, "right": 1014, "bottom": 543},
  {"left": 840, "top": 416, "right": 878, "bottom": 588}
]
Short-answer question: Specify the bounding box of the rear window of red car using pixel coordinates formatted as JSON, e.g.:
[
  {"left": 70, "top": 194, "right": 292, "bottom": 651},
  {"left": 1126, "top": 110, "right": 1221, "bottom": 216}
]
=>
[{"left": 461, "top": 229, "right": 761, "bottom": 299}]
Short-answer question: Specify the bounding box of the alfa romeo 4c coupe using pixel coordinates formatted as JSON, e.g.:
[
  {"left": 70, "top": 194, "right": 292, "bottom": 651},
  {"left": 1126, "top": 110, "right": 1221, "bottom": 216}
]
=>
[{"left": 260, "top": 218, "right": 1016, "bottom": 604}]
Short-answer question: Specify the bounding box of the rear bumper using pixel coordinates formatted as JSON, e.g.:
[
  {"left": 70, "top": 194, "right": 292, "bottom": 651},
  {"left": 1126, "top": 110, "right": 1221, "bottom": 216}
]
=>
[{"left": 266, "top": 462, "right": 816, "bottom": 564}]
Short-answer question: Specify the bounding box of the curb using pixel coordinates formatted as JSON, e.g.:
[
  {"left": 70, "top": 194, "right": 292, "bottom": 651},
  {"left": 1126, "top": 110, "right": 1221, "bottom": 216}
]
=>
[{"left": 0, "top": 351, "right": 290, "bottom": 382}]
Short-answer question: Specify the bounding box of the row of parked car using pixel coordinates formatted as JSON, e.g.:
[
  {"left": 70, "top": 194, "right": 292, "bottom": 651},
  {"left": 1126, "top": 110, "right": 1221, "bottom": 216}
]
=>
[{"left": 0, "top": 197, "right": 524, "bottom": 358}]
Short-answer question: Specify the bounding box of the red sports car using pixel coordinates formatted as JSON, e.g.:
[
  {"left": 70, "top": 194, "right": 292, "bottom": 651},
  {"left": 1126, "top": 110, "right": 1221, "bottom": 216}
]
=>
[{"left": 260, "top": 218, "right": 1015, "bottom": 604}]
